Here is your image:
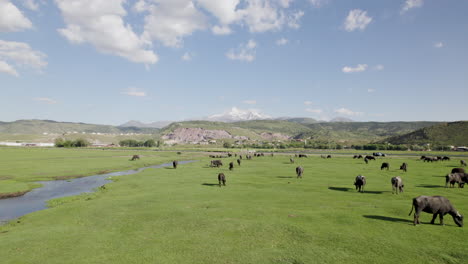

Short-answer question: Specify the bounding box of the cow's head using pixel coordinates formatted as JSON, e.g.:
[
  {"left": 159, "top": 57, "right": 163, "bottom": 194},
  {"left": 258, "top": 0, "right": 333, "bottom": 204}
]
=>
[{"left": 453, "top": 212, "right": 464, "bottom": 227}]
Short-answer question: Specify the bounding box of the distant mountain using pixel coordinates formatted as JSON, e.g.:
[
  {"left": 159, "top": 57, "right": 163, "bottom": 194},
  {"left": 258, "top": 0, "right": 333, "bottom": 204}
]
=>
[
  {"left": 0, "top": 120, "right": 159, "bottom": 134},
  {"left": 329, "top": 117, "right": 354, "bottom": 122},
  {"left": 207, "top": 107, "right": 271, "bottom": 122},
  {"left": 380, "top": 121, "right": 468, "bottom": 146},
  {"left": 275, "top": 117, "right": 318, "bottom": 125},
  {"left": 119, "top": 120, "right": 172, "bottom": 129}
]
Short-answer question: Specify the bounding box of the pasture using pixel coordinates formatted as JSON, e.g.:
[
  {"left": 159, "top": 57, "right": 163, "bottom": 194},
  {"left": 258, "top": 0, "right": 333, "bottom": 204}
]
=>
[{"left": 0, "top": 148, "right": 467, "bottom": 263}]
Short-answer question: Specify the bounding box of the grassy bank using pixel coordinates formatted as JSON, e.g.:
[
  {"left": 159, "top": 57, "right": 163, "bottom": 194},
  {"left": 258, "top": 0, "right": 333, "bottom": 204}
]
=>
[{"left": 0, "top": 149, "right": 467, "bottom": 263}]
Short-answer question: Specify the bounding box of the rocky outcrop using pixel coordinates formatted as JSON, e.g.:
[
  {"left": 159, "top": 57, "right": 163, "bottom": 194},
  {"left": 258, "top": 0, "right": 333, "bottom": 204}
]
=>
[{"left": 162, "top": 128, "right": 234, "bottom": 144}]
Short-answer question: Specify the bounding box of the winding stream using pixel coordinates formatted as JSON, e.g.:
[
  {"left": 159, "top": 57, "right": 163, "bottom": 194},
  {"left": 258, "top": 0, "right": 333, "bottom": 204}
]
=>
[{"left": 0, "top": 160, "right": 195, "bottom": 223}]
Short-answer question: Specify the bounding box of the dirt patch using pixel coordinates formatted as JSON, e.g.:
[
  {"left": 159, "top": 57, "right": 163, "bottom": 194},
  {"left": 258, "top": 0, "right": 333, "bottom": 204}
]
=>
[{"left": 0, "top": 190, "right": 30, "bottom": 199}]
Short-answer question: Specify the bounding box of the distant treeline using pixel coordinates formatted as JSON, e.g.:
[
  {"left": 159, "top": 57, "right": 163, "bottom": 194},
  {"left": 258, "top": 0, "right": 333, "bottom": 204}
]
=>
[
  {"left": 55, "top": 138, "right": 90, "bottom": 148},
  {"left": 119, "top": 139, "right": 159, "bottom": 147}
]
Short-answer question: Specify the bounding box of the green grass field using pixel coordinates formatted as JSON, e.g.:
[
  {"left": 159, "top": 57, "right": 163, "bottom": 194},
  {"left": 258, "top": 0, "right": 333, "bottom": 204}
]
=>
[{"left": 0, "top": 148, "right": 467, "bottom": 263}]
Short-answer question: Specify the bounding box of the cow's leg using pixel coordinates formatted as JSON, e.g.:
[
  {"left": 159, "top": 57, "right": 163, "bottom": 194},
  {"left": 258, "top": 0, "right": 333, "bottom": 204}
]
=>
[
  {"left": 439, "top": 214, "right": 444, "bottom": 225},
  {"left": 430, "top": 214, "right": 437, "bottom": 224}
]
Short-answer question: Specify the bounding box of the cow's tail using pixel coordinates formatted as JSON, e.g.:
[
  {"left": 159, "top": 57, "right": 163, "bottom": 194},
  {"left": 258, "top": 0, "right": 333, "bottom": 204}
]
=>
[{"left": 408, "top": 205, "right": 414, "bottom": 216}]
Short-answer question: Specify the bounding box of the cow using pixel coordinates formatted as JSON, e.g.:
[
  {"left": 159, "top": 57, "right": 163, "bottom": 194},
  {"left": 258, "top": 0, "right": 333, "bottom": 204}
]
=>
[
  {"left": 445, "top": 173, "right": 467, "bottom": 188},
  {"left": 130, "top": 155, "right": 140, "bottom": 161},
  {"left": 461, "top": 160, "right": 467, "bottom": 167},
  {"left": 451, "top": 168, "right": 465, "bottom": 174},
  {"left": 365, "top": 156, "right": 375, "bottom": 160},
  {"left": 298, "top": 154, "right": 308, "bottom": 158},
  {"left": 246, "top": 155, "right": 252, "bottom": 160},
  {"left": 354, "top": 175, "right": 366, "bottom": 193},
  {"left": 210, "top": 160, "right": 223, "bottom": 167},
  {"left": 353, "top": 155, "right": 358, "bottom": 159},
  {"left": 296, "top": 166, "right": 304, "bottom": 179},
  {"left": 227, "top": 153, "right": 232, "bottom": 157},
  {"left": 391, "top": 176, "right": 404, "bottom": 194},
  {"left": 173, "top": 160, "right": 178, "bottom": 169},
  {"left": 364, "top": 158, "right": 369, "bottom": 164},
  {"left": 357, "top": 155, "right": 363, "bottom": 159},
  {"left": 442, "top": 156, "right": 450, "bottom": 161},
  {"left": 400, "top": 163, "right": 408, "bottom": 172},
  {"left": 409, "top": 196, "right": 463, "bottom": 227},
  {"left": 381, "top": 162, "right": 390, "bottom": 170},
  {"left": 229, "top": 162, "right": 234, "bottom": 171},
  {"left": 327, "top": 155, "right": 332, "bottom": 159},
  {"left": 218, "top": 173, "right": 226, "bottom": 187},
  {"left": 237, "top": 159, "right": 241, "bottom": 166},
  {"left": 290, "top": 158, "right": 295, "bottom": 164}
]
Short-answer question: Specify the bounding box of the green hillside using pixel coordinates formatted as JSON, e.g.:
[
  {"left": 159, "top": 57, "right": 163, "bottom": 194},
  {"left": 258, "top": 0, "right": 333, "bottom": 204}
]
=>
[
  {"left": 381, "top": 121, "right": 468, "bottom": 146},
  {"left": 0, "top": 120, "right": 159, "bottom": 135}
]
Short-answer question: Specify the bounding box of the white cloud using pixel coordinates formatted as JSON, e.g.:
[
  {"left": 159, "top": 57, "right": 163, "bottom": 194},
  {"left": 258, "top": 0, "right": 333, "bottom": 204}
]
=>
[
  {"left": 334, "top": 108, "right": 363, "bottom": 116},
  {"left": 0, "top": 40, "right": 47, "bottom": 76},
  {"left": 277, "top": 0, "right": 293, "bottom": 8},
  {"left": 212, "top": 25, "right": 233, "bottom": 35},
  {"left": 0, "top": 0, "right": 33, "bottom": 32},
  {"left": 374, "top": 64, "right": 384, "bottom": 71},
  {"left": 0, "top": 60, "right": 18, "bottom": 76},
  {"left": 287, "top": 10, "right": 304, "bottom": 29},
  {"left": 21, "top": 0, "right": 40, "bottom": 11},
  {"left": 367, "top": 88, "right": 376, "bottom": 93},
  {"left": 434, "top": 42, "right": 444, "bottom": 48},
  {"left": 122, "top": 87, "right": 147, "bottom": 97},
  {"left": 309, "top": 0, "right": 328, "bottom": 8},
  {"left": 197, "top": 0, "right": 241, "bottom": 25},
  {"left": 343, "top": 9, "right": 372, "bottom": 32},
  {"left": 276, "top": 38, "right": 288, "bottom": 46},
  {"left": 342, "top": 64, "right": 368, "bottom": 73},
  {"left": 401, "top": 0, "right": 423, "bottom": 14},
  {"left": 304, "top": 101, "right": 313, "bottom": 105},
  {"left": 55, "top": 0, "right": 158, "bottom": 65},
  {"left": 226, "top": 39, "right": 257, "bottom": 62},
  {"left": 306, "top": 108, "right": 323, "bottom": 114},
  {"left": 34, "top": 97, "right": 58, "bottom": 104},
  {"left": 141, "top": 0, "right": 207, "bottom": 48},
  {"left": 243, "top": 100, "right": 257, "bottom": 105},
  {"left": 182, "top": 52, "right": 193, "bottom": 61}
]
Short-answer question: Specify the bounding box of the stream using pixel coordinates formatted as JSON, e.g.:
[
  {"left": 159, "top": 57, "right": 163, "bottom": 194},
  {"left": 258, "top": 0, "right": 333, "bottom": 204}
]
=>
[{"left": 0, "top": 160, "right": 195, "bottom": 223}]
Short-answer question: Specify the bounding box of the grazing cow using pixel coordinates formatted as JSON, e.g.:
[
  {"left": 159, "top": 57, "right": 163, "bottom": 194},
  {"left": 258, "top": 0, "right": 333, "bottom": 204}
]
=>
[
  {"left": 237, "top": 159, "right": 241, "bottom": 166},
  {"left": 452, "top": 168, "right": 465, "bottom": 174},
  {"left": 209, "top": 155, "right": 216, "bottom": 158},
  {"left": 364, "top": 158, "right": 369, "bottom": 164},
  {"left": 391, "top": 176, "right": 404, "bottom": 194},
  {"left": 218, "top": 173, "right": 226, "bottom": 187},
  {"left": 357, "top": 155, "right": 363, "bottom": 159},
  {"left": 173, "top": 160, "right": 178, "bottom": 169},
  {"left": 442, "top": 156, "right": 450, "bottom": 161},
  {"left": 296, "top": 166, "right": 304, "bottom": 179},
  {"left": 461, "top": 160, "right": 467, "bottom": 167},
  {"left": 365, "top": 156, "right": 375, "bottom": 160},
  {"left": 211, "top": 160, "right": 223, "bottom": 167},
  {"left": 229, "top": 162, "right": 234, "bottom": 171},
  {"left": 246, "top": 155, "right": 252, "bottom": 160},
  {"left": 409, "top": 196, "right": 463, "bottom": 227},
  {"left": 130, "top": 155, "right": 140, "bottom": 161},
  {"left": 327, "top": 155, "right": 332, "bottom": 159},
  {"left": 400, "top": 163, "right": 408, "bottom": 172},
  {"left": 381, "top": 162, "right": 390, "bottom": 170},
  {"left": 354, "top": 175, "right": 366, "bottom": 193},
  {"left": 445, "top": 173, "right": 467, "bottom": 188},
  {"left": 353, "top": 155, "right": 358, "bottom": 159},
  {"left": 298, "top": 154, "right": 308, "bottom": 158},
  {"left": 290, "top": 158, "right": 295, "bottom": 164},
  {"left": 320, "top": 155, "right": 326, "bottom": 159},
  {"left": 239, "top": 155, "right": 243, "bottom": 160},
  {"left": 228, "top": 153, "right": 232, "bottom": 157},
  {"left": 420, "top": 156, "right": 426, "bottom": 160}
]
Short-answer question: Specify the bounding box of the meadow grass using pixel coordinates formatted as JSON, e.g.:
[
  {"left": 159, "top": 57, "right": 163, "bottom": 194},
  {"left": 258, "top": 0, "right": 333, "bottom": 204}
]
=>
[{"left": 0, "top": 149, "right": 467, "bottom": 263}]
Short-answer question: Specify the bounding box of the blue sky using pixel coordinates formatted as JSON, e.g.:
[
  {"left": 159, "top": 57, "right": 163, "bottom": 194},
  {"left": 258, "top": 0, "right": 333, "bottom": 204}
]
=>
[{"left": 1, "top": 0, "right": 467, "bottom": 125}]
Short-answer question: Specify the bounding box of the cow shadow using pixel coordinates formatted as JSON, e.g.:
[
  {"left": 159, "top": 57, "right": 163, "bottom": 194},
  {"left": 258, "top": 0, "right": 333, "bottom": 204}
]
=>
[
  {"left": 416, "top": 184, "right": 444, "bottom": 188},
  {"left": 277, "top": 176, "right": 294, "bottom": 178},
  {"left": 202, "top": 183, "right": 220, "bottom": 187},
  {"left": 328, "top": 187, "right": 384, "bottom": 194},
  {"left": 363, "top": 215, "right": 412, "bottom": 223}
]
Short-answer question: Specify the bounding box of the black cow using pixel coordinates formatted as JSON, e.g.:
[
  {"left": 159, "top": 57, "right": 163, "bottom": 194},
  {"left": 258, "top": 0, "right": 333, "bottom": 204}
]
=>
[
  {"left": 400, "top": 163, "right": 407, "bottom": 172},
  {"left": 130, "top": 155, "right": 140, "bottom": 161},
  {"left": 354, "top": 175, "right": 366, "bottom": 193},
  {"left": 381, "top": 162, "right": 390, "bottom": 170},
  {"left": 327, "top": 155, "right": 332, "bottom": 159},
  {"left": 237, "top": 159, "right": 241, "bottom": 166},
  {"left": 211, "top": 160, "right": 223, "bottom": 167},
  {"left": 451, "top": 168, "right": 465, "bottom": 174},
  {"left": 218, "top": 173, "right": 226, "bottom": 187},
  {"left": 296, "top": 166, "right": 304, "bottom": 179},
  {"left": 445, "top": 173, "right": 467, "bottom": 188},
  {"left": 173, "top": 160, "right": 178, "bottom": 169},
  {"left": 409, "top": 196, "right": 463, "bottom": 227},
  {"left": 365, "top": 156, "right": 375, "bottom": 160},
  {"left": 229, "top": 162, "right": 234, "bottom": 171},
  {"left": 461, "top": 160, "right": 467, "bottom": 167}
]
